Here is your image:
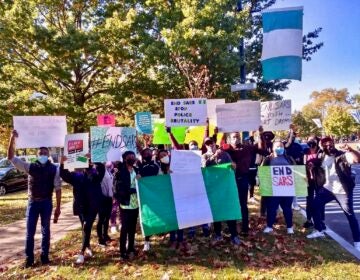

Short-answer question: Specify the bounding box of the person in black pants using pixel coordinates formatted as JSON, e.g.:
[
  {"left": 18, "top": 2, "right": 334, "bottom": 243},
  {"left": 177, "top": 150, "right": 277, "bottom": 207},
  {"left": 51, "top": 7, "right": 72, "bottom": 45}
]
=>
[
  {"left": 59, "top": 156, "right": 105, "bottom": 264},
  {"left": 97, "top": 162, "right": 114, "bottom": 246},
  {"left": 113, "top": 151, "right": 140, "bottom": 260}
]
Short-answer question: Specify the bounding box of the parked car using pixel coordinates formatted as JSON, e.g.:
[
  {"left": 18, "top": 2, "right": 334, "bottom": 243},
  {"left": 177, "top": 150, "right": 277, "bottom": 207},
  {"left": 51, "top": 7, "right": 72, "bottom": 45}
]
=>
[{"left": 0, "top": 165, "right": 28, "bottom": 196}]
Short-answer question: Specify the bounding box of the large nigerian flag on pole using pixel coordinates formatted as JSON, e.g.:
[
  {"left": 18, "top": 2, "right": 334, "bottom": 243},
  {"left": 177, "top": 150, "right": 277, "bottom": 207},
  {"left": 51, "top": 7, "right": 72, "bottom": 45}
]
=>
[
  {"left": 261, "top": 6, "right": 303, "bottom": 81},
  {"left": 137, "top": 162, "right": 241, "bottom": 237}
]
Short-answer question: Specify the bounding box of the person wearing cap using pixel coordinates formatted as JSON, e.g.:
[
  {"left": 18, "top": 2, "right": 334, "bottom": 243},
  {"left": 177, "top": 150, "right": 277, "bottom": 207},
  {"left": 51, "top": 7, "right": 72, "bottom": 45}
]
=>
[
  {"left": 202, "top": 137, "right": 240, "bottom": 245},
  {"left": 113, "top": 151, "right": 141, "bottom": 260},
  {"left": 306, "top": 137, "right": 360, "bottom": 252},
  {"left": 221, "top": 127, "right": 266, "bottom": 236},
  {"left": 7, "top": 130, "right": 62, "bottom": 268}
]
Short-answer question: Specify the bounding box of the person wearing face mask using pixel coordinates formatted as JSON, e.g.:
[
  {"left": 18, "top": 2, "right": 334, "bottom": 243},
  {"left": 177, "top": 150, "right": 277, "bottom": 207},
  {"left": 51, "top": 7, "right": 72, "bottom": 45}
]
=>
[
  {"left": 138, "top": 148, "right": 160, "bottom": 252},
  {"left": 7, "top": 130, "right": 62, "bottom": 268},
  {"left": 307, "top": 137, "right": 360, "bottom": 252},
  {"left": 262, "top": 140, "right": 296, "bottom": 234},
  {"left": 59, "top": 156, "right": 105, "bottom": 264},
  {"left": 221, "top": 127, "right": 267, "bottom": 238},
  {"left": 113, "top": 151, "right": 141, "bottom": 260},
  {"left": 303, "top": 136, "right": 324, "bottom": 229}
]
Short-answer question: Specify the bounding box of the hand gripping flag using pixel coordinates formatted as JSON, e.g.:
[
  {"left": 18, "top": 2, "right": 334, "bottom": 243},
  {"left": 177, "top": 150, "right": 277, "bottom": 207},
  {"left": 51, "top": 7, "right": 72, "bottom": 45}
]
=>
[{"left": 261, "top": 7, "right": 303, "bottom": 81}]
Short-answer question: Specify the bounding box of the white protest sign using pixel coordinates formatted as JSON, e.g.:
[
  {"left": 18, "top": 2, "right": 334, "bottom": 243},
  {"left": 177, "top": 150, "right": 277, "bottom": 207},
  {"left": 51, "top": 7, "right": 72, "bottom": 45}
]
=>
[
  {"left": 349, "top": 110, "right": 360, "bottom": 124},
  {"left": 312, "top": 118, "right": 322, "bottom": 128},
  {"left": 64, "top": 133, "right": 89, "bottom": 170},
  {"left": 165, "top": 98, "right": 207, "bottom": 127},
  {"left": 13, "top": 116, "right": 67, "bottom": 148},
  {"left": 90, "top": 127, "right": 137, "bottom": 162},
  {"left": 271, "top": 166, "right": 296, "bottom": 196},
  {"left": 216, "top": 101, "right": 261, "bottom": 132},
  {"left": 260, "top": 100, "right": 292, "bottom": 131},
  {"left": 207, "top": 99, "right": 225, "bottom": 125},
  {"left": 170, "top": 150, "right": 202, "bottom": 174}
]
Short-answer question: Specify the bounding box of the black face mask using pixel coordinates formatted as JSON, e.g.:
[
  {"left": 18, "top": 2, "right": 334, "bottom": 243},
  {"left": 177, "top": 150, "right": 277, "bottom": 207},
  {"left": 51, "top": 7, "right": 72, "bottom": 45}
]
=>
[
  {"left": 323, "top": 146, "right": 336, "bottom": 155},
  {"left": 307, "top": 141, "right": 317, "bottom": 148},
  {"left": 126, "top": 158, "right": 136, "bottom": 166}
]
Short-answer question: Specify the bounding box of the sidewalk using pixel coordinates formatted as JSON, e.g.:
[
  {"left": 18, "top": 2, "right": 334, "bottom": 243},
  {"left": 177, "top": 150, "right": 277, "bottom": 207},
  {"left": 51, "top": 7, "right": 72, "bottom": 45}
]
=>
[{"left": 0, "top": 201, "right": 79, "bottom": 267}]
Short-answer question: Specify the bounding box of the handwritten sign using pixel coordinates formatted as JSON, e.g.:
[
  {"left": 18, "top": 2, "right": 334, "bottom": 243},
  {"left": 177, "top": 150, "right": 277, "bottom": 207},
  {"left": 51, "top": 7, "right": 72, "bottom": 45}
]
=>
[
  {"left": 135, "top": 112, "right": 152, "bottom": 134},
  {"left": 64, "top": 133, "right": 89, "bottom": 170},
  {"left": 97, "top": 114, "right": 116, "bottom": 127},
  {"left": 216, "top": 101, "right": 261, "bottom": 132},
  {"left": 170, "top": 150, "right": 202, "bottom": 174},
  {"left": 90, "top": 127, "right": 137, "bottom": 162},
  {"left": 207, "top": 99, "right": 225, "bottom": 125},
  {"left": 258, "top": 165, "right": 307, "bottom": 196},
  {"left": 165, "top": 98, "right": 207, "bottom": 127},
  {"left": 260, "top": 100, "right": 291, "bottom": 131},
  {"left": 13, "top": 116, "right": 67, "bottom": 148}
]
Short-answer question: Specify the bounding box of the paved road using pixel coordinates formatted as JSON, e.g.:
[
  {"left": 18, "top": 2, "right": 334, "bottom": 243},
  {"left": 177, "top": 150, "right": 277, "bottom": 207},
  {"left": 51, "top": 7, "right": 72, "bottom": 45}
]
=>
[{"left": 297, "top": 164, "right": 360, "bottom": 245}]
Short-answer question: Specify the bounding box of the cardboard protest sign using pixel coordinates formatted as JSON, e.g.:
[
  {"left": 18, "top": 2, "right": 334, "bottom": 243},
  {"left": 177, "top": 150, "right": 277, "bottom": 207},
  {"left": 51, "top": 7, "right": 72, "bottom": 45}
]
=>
[
  {"left": 13, "top": 116, "right": 67, "bottom": 148},
  {"left": 90, "top": 127, "right": 136, "bottom": 162},
  {"left": 216, "top": 101, "right": 261, "bottom": 132},
  {"left": 261, "top": 100, "right": 292, "bottom": 131},
  {"left": 207, "top": 99, "right": 225, "bottom": 125},
  {"left": 170, "top": 150, "right": 202, "bottom": 174},
  {"left": 135, "top": 112, "right": 152, "bottom": 134},
  {"left": 165, "top": 98, "right": 207, "bottom": 127},
  {"left": 97, "top": 114, "right": 115, "bottom": 127},
  {"left": 64, "top": 133, "right": 89, "bottom": 170},
  {"left": 258, "top": 165, "right": 307, "bottom": 196},
  {"left": 152, "top": 119, "right": 187, "bottom": 145}
]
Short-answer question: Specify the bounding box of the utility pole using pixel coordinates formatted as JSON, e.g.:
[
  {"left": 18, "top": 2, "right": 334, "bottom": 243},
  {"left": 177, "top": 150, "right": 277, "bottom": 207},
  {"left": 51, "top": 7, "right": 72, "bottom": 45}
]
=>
[{"left": 237, "top": 0, "right": 246, "bottom": 101}]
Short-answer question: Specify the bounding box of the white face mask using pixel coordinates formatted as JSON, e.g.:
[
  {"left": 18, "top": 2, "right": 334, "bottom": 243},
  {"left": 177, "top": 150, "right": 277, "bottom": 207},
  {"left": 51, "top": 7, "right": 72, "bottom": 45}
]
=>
[
  {"left": 38, "top": 155, "right": 48, "bottom": 164},
  {"left": 160, "top": 156, "right": 170, "bottom": 164}
]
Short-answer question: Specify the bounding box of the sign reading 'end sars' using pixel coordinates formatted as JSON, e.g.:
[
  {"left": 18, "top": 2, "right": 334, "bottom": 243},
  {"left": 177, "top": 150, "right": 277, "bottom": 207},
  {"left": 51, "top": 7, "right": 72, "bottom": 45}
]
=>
[{"left": 165, "top": 98, "right": 207, "bottom": 127}]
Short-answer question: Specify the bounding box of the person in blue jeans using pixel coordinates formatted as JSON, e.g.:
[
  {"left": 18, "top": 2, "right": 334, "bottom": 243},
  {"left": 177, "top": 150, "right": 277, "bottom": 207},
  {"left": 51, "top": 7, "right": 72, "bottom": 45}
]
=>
[
  {"left": 7, "top": 130, "right": 62, "bottom": 268},
  {"left": 307, "top": 137, "right": 360, "bottom": 252},
  {"left": 262, "top": 140, "right": 296, "bottom": 235}
]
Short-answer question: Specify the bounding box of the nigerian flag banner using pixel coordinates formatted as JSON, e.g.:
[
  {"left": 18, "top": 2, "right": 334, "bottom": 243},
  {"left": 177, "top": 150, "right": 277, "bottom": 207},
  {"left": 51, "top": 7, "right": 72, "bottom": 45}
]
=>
[
  {"left": 261, "top": 6, "right": 303, "bottom": 81},
  {"left": 137, "top": 164, "right": 241, "bottom": 236},
  {"left": 258, "top": 165, "right": 308, "bottom": 197}
]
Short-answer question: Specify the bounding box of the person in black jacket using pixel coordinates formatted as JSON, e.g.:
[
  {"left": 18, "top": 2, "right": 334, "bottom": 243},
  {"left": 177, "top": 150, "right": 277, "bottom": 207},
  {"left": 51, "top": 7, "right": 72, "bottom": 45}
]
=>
[
  {"left": 113, "top": 151, "right": 141, "bottom": 260},
  {"left": 59, "top": 156, "right": 105, "bottom": 264}
]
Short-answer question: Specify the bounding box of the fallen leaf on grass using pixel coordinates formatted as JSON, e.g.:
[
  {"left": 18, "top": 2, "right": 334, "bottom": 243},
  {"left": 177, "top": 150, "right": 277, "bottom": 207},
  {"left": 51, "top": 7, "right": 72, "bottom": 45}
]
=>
[
  {"left": 314, "top": 255, "right": 324, "bottom": 262},
  {"left": 161, "top": 272, "right": 170, "bottom": 280}
]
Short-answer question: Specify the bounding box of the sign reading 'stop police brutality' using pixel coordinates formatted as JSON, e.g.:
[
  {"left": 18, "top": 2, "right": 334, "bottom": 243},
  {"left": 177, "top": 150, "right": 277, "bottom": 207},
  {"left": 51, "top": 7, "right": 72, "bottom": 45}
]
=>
[{"left": 165, "top": 98, "right": 207, "bottom": 127}]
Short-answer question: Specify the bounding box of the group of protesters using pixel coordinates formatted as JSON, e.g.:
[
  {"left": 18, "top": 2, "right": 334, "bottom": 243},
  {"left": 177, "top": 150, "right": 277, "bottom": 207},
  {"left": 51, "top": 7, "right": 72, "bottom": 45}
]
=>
[{"left": 6, "top": 120, "right": 360, "bottom": 267}]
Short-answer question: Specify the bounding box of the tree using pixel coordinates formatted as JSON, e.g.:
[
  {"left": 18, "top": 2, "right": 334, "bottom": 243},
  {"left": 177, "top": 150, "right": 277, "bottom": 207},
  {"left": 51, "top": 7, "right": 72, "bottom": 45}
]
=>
[
  {"left": 292, "top": 110, "right": 321, "bottom": 138},
  {"left": 323, "top": 105, "right": 356, "bottom": 138}
]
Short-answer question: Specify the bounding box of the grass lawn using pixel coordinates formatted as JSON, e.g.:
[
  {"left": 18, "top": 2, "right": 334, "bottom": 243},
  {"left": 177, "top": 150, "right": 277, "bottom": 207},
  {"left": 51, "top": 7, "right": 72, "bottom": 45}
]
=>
[
  {"left": 1, "top": 202, "right": 359, "bottom": 279},
  {"left": 0, "top": 185, "right": 73, "bottom": 226}
]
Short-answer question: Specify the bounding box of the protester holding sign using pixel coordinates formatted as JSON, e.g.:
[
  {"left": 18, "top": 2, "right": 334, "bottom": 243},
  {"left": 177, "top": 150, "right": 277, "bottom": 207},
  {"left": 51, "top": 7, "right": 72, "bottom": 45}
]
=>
[
  {"left": 307, "top": 137, "right": 360, "bottom": 252},
  {"left": 221, "top": 127, "right": 267, "bottom": 236},
  {"left": 261, "top": 140, "right": 296, "bottom": 234},
  {"left": 113, "top": 151, "right": 141, "bottom": 260},
  {"left": 59, "top": 156, "right": 105, "bottom": 264},
  {"left": 7, "top": 130, "right": 62, "bottom": 268}
]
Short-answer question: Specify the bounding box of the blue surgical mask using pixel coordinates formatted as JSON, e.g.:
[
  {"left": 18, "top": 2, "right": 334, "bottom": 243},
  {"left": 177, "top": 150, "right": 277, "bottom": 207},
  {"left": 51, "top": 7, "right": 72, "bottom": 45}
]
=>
[
  {"left": 189, "top": 145, "right": 198, "bottom": 151},
  {"left": 275, "top": 147, "right": 285, "bottom": 155},
  {"left": 38, "top": 155, "right": 48, "bottom": 164}
]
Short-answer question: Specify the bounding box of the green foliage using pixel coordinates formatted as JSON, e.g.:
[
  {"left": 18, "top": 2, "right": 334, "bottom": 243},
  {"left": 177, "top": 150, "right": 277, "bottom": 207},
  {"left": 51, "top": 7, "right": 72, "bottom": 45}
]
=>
[{"left": 323, "top": 105, "right": 357, "bottom": 137}]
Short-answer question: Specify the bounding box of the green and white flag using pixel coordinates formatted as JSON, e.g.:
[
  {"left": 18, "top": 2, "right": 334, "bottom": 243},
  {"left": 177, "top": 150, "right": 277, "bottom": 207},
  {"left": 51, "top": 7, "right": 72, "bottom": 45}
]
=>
[
  {"left": 258, "top": 165, "right": 308, "bottom": 197},
  {"left": 137, "top": 163, "right": 241, "bottom": 236}
]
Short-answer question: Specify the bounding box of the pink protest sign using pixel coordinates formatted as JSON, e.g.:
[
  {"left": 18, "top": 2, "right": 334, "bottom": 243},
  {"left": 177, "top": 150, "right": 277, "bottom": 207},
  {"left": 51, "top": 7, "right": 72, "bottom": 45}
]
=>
[{"left": 97, "top": 115, "right": 115, "bottom": 127}]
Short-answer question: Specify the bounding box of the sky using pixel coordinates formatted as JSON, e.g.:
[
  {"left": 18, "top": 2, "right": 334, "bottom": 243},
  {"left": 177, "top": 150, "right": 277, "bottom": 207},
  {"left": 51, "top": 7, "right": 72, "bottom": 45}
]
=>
[{"left": 266, "top": 0, "right": 360, "bottom": 111}]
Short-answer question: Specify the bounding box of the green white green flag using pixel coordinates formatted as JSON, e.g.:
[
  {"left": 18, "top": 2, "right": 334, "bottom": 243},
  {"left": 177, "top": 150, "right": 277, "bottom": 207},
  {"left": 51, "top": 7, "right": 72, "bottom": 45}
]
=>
[
  {"left": 258, "top": 165, "right": 308, "bottom": 196},
  {"left": 137, "top": 164, "right": 241, "bottom": 236}
]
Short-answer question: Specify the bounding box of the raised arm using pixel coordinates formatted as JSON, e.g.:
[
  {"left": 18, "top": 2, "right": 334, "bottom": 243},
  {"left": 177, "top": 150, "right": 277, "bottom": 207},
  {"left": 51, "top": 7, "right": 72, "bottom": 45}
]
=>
[{"left": 166, "top": 127, "right": 182, "bottom": 150}]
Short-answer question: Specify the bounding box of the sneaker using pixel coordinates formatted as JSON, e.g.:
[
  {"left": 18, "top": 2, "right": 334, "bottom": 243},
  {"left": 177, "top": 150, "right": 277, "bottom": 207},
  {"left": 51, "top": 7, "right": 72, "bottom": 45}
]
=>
[
  {"left": 110, "top": 226, "right": 118, "bottom": 234},
  {"left": 306, "top": 230, "right": 325, "bottom": 239},
  {"left": 249, "top": 197, "right": 258, "bottom": 204},
  {"left": 85, "top": 248, "right": 93, "bottom": 257},
  {"left": 287, "top": 227, "right": 294, "bottom": 234},
  {"left": 24, "top": 258, "right": 34, "bottom": 268},
  {"left": 354, "top": 242, "right": 360, "bottom": 252},
  {"left": 40, "top": 255, "right": 51, "bottom": 265},
  {"left": 75, "top": 254, "right": 85, "bottom": 264},
  {"left": 263, "top": 227, "right": 273, "bottom": 233},
  {"left": 292, "top": 205, "right": 301, "bottom": 211},
  {"left": 303, "top": 221, "right": 314, "bottom": 228},
  {"left": 231, "top": 236, "right": 241, "bottom": 245},
  {"left": 143, "top": 241, "right": 151, "bottom": 252}
]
